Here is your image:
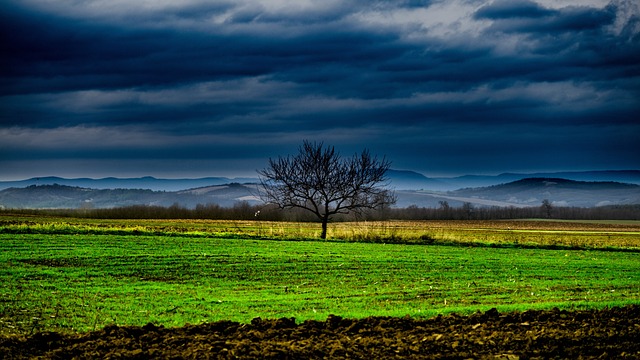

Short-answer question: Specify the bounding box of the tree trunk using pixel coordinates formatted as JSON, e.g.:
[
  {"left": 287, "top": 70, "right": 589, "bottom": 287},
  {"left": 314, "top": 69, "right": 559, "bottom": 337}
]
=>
[{"left": 320, "top": 216, "right": 329, "bottom": 239}]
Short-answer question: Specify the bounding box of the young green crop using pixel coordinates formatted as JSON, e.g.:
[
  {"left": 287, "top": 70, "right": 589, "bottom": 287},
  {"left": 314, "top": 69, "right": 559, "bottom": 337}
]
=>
[{"left": 1, "top": 231, "right": 638, "bottom": 335}]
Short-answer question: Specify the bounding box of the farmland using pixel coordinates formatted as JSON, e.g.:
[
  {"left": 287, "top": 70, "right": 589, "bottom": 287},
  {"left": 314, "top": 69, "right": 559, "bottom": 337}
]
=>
[{"left": 1, "top": 215, "right": 639, "bottom": 338}]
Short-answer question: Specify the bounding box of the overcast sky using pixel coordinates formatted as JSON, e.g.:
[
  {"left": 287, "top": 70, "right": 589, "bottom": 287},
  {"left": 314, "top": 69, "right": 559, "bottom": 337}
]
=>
[{"left": 1, "top": 0, "right": 639, "bottom": 180}]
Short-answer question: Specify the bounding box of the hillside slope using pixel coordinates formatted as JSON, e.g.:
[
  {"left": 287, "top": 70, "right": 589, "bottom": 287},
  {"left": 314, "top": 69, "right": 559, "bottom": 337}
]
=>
[
  {"left": 0, "top": 183, "right": 260, "bottom": 209},
  {"left": 1, "top": 178, "right": 639, "bottom": 209},
  {"left": 2, "top": 170, "right": 638, "bottom": 192},
  {"left": 450, "top": 178, "right": 640, "bottom": 207}
]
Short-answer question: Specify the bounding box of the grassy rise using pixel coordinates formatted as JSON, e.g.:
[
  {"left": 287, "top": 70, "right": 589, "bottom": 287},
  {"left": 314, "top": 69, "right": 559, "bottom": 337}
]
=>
[{"left": 1, "top": 228, "right": 639, "bottom": 335}]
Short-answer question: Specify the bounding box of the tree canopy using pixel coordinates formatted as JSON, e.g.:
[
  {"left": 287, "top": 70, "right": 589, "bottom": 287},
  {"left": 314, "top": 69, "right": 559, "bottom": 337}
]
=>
[{"left": 258, "top": 141, "right": 396, "bottom": 239}]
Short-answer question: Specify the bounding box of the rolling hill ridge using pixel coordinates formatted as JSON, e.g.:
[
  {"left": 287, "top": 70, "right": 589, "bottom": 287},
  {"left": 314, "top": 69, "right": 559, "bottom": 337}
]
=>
[
  {"left": 398, "top": 178, "right": 640, "bottom": 208},
  {"left": 1, "top": 178, "right": 638, "bottom": 210},
  {"left": 1, "top": 170, "right": 639, "bottom": 192}
]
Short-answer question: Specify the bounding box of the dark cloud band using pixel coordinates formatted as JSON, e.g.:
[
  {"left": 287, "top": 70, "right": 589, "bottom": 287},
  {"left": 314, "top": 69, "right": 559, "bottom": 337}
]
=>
[{"left": 1, "top": 0, "right": 638, "bottom": 178}]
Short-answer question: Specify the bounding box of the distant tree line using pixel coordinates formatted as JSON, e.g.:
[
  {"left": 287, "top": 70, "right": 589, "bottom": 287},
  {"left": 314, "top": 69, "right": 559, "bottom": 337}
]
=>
[{"left": 3, "top": 201, "right": 639, "bottom": 221}]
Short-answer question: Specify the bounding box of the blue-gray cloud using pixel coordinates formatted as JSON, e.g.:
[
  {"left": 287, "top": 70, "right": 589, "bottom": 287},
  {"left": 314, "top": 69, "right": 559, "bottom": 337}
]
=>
[
  {"left": 474, "top": 0, "right": 555, "bottom": 19},
  {"left": 1, "top": 0, "right": 639, "bottom": 179}
]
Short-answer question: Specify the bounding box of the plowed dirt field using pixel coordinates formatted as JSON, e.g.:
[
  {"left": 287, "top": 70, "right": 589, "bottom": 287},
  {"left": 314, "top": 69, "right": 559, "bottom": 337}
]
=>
[{"left": 2, "top": 305, "right": 638, "bottom": 359}]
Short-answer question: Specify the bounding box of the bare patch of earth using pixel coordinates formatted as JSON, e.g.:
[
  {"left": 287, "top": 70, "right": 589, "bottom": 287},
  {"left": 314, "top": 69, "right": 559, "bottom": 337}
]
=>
[{"left": 2, "top": 305, "right": 638, "bottom": 359}]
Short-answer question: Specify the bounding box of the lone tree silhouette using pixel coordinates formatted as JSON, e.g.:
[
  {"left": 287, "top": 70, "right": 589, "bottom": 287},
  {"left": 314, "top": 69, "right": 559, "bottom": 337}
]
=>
[{"left": 258, "top": 141, "right": 396, "bottom": 239}]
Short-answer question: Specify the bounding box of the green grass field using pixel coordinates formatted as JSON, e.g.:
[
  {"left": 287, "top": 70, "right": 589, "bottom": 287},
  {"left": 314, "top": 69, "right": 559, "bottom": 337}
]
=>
[{"left": 1, "top": 216, "right": 639, "bottom": 335}]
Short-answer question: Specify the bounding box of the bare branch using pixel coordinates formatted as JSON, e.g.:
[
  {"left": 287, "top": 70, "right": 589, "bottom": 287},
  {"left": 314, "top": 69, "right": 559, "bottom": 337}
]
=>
[{"left": 258, "top": 140, "right": 395, "bottom": 239}]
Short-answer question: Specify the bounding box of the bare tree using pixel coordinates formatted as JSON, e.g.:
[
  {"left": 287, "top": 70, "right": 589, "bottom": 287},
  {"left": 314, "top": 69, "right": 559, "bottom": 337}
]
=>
[
  {"left": 462, "top": 202, "right": 474, "bottom": 220},
  {"left": 258, "top": 141, "right": 396, "bottom": 239},
  {"left": 541, "top": 199, "right": 553, "bottom": 218}
]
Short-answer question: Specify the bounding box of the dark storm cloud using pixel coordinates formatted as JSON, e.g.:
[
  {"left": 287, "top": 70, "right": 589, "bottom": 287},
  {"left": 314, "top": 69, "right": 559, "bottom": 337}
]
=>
[
  {"left": 476, "top": 0, "right": 616, "bottom": 33},
  {"left": 1, "top": 12, "right": 261, "bottom": 95},
  {"left": 474, "top": 0, "right": 555, "bottom": 19},
  {"left": 1, "top": 0, "right": 639, "bottom": 179},
  {"left": 474, "top": 3, "right": 634, "bottom": 78}
]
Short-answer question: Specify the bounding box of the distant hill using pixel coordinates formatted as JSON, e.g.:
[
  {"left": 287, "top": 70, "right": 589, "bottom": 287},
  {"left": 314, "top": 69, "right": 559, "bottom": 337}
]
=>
[
  {"left": 0, "top": 171, "right": 440, "bottom": 191},
  {"left": 385, "top": 170, "right": 447, "bottom": 190},
  {"left": 453, "top": 178, "right": 640, "bottom": 207},
  {"left": 432, "top": 170, "right": 640, "bottom": 190},
  {"left": 2, "top": 177, "right": 639, "bottom": 210},
  {"left": 0, "top": 183, "right": 261, "bottom": 209},
  {"left": 2, "top": 170, "right": 638, "bottom": 192},
  {"left": 396, "top": 178, "right": 640, "bottom": 208},
  {"left": 0, "top": 176, "right": 258, "bottom": 192}
]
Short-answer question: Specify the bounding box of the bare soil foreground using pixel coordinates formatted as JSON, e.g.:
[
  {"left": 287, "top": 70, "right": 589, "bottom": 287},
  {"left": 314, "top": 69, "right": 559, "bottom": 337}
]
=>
[{"left": 2, "top": 305, "right": 639, "bottom": 359}]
